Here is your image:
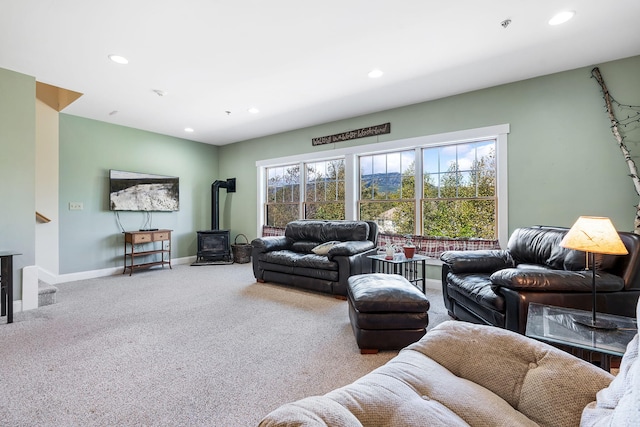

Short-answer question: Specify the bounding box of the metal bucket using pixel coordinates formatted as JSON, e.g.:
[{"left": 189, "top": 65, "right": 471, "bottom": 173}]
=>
[{"left": 231, "top": 234, "right": 252, "bottom": 264}]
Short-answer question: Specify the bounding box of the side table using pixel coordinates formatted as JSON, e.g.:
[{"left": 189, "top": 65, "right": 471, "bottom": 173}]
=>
[
  {"left": 1, "top": 251, "right": 21, "bottom": 324},
  {"left": 525, "top": 303, "right": 637, "bottom": 371},
  {"left": 367, "top": 253, "right": 429, "bottom": 292},
  {"left": 123, "top": 230, "right": 172, "bottom": 275}
]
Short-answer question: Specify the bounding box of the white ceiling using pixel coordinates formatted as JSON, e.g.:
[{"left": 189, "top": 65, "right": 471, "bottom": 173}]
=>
[{"left": 2, "top": 0, "right": 640, "bottom": 146}]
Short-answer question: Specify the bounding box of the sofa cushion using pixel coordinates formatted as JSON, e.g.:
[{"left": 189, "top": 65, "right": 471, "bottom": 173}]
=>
[
  {"left": 446, "top": 272, "right": 505, "bottom": 312},
  {"left": 508, "top": 226, "right": 621, "bottom": 272},
  {"left": 261, "top": 250, "right": 307, "bottom": 266},
  {"left": 311, "top": 241, "right": 340, "bottom": 255},
  {"left": 295, "top": 254, "right": 338, "bottom": 270},
  {"left": 440, "top": 249, "right": 514, "bottom": 274},
  {"left": 285, "top": 220, "right": 370, "bottom": 243},
  {"left": 507, "top": 227, "right": 566, "bottom": 266},
  {"left": 293, "top": 267, "right": 339, "bottom": 282},
  {"left": 292, "top": 240, "right": 321, "bottom": 253},
  {"left": 490, "top": 267, "right": 625, "bottom": 292},
  {"left": 322, "top": 348, "right": 538, "bottom": 427},
  {"left": 547, "top": 244, "right": 619, "bottom": 271}
]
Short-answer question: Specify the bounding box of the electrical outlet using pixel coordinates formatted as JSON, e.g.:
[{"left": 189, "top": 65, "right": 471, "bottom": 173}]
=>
[{"left": 69, "top": 202, "right": 83, "bottom": 210}]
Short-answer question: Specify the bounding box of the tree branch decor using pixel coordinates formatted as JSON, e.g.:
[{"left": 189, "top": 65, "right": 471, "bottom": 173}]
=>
[{"left": 591, "top": 67, "right": 640, "bottom": 233}]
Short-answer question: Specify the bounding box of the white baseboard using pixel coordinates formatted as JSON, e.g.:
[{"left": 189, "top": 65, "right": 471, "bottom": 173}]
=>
[
  {"left": 43, "top": 256, "right": 196, "bottom": 285},
  {"left": 11, "top": 257, "right": 197, "bottom": 314}
]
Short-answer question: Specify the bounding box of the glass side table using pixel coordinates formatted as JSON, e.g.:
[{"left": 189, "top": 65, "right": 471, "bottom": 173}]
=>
[
  {"left": 525, "top": 303, "right": 637, "bottom": 371},
  {"left": 367, "top": 253, "right": 430, "bottom": 293}
]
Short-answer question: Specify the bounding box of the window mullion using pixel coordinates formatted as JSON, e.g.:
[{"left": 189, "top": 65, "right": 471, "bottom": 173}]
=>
[
  {"left": 345, "top": 153, "right": 356, "bottom": 220},
  {"left": 299, "top": 161, "right": 305, "bottom": 219},
  {"left": 414, "top": 147, "right": 422, "bottom": 235}
]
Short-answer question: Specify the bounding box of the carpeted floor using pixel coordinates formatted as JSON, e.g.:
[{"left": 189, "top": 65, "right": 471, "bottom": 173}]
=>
[{"left": 0, "top": 263, "right": 451, "bottom": 426}]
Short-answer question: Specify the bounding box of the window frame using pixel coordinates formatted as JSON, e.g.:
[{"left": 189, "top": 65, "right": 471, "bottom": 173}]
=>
[
  {"left": 358, "top": 149, "right": 417, "bottom": 234},
  {"left": 421, "top": 140, "right": 498, "bottom": 239},
  {"left": 256, "top": 124, "right": 509, "bottom": 247},
  {"left": 304, "top": 158, "right": 346, "bottom": 221}
]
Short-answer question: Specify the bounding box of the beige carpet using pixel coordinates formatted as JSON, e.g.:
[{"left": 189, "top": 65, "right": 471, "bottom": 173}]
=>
[{"left": 0, "top": 263, "right": 450, "bottom": 426}]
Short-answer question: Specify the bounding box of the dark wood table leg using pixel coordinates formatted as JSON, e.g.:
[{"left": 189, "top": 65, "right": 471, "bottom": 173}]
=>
[{"left": 1, "top": 254, "right": 14, "bottom": 323}]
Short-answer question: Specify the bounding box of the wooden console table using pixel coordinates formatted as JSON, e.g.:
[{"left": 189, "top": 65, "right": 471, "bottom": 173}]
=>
[
  {"left": 1, "top": 251, "right": 20, "bottom": 324},
  {"left": 123, "top": 230, "right": 172, "bottom": 276}
]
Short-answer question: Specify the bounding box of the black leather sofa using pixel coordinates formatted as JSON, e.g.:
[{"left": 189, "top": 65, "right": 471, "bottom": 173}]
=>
[
  {"left": 440, "top": 226, "right": 640, "bottom": 333},
  {"left": 251, "top": 220, "right": 378, "bottom": 296}
]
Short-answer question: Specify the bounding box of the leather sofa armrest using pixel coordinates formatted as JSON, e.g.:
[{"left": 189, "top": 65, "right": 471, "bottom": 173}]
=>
[
  {"left": 327, "top": 240, "right": 375, "bottom": 259},
  {"left": 440, "top": 250, "right": 513, "bottom": 274},
  {"left": 491, "top": 269, "right": 625, "bottom": 292},
  {"left": 251, "top": 236, "right": 290, "bottom": 253}
]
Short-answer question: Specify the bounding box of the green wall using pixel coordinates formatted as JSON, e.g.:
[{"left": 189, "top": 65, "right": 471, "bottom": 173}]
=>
[
  {"left": 220, "top": 55, "right": 640, "bottom": 241},
  {"left": 0, "top": 68, "right": 36, "bottom": 295},
  {"left": 59, "top": 115, "right": 219, "bottom": 274}
]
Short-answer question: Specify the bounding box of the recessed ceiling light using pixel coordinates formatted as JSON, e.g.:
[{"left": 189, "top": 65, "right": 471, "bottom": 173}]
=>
[
  {"left": 548, "top": 11, "right": 575, "bottom": 26},
  {"left": 248, "top": 107, "right": 260, "bottom": 114},
  {"left": 184, "top": 127, "right": 194, "bottom": 133},
  {"left": 108, "top": 54, "right": 129, "bottom": 64},
  {"left": 368, "top": 69, "right": 384, "bottom": 79}
]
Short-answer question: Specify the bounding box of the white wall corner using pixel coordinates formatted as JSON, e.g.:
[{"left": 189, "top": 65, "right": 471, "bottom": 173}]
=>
[{"left": 22, "top": 265, "right": 39, "bottom": 311}]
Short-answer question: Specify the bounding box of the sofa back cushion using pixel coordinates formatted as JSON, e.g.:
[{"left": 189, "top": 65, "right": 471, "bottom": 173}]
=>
[
  {"left": 507, "top": 227, "right": 566, "bottom": 266},
  {"left": 290, "top": 241, "right": 321, "bottom": 253},
  {"left": 285, "top": 220, "right": 370, "bottom": 243},
  {"left": 411, "top": 321, "right": 613, "bottom": 427},
  {"left": 508, "top": 226, "right": 619, "bottom": 272}
]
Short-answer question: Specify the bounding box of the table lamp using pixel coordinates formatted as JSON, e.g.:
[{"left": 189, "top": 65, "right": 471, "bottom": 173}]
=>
[{"left": 560, "top": 216, "right": 628, "bottom": 329}]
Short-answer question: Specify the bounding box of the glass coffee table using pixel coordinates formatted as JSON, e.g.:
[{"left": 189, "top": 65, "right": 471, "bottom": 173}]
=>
[
  {"left": 368, "top": 253, "right": 429, "bottom": 293},
  {"left": 525, "top": 303, "right": 637, "bottom": 371}
]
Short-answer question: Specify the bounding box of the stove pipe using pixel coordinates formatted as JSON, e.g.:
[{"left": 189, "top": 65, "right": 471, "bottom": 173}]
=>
[{"left": 211, "top": 178, "right": 236, "bottom": 230}]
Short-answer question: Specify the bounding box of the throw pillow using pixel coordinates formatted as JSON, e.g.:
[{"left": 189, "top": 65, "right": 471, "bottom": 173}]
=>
[{"left": 312, "top": 241, "right": 340, "bottom": 255}]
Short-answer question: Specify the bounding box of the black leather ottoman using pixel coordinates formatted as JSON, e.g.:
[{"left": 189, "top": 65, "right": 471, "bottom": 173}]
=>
[{"left": 347, "top": 273, "right": 430, "bottom": 354}]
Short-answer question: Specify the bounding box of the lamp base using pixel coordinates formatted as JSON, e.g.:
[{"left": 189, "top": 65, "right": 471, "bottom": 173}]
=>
[{"left": 572, "top": 314, "right": 618, "bottom": 330}]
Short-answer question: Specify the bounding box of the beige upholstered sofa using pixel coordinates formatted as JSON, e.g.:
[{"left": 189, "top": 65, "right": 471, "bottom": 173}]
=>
[{"left": 260, "top": 301, "right": 640, "bottom": 427}]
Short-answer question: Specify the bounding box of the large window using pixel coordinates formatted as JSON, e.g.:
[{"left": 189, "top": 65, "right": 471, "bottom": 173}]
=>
[
  {"left": 358, "top": 150, "right": 415, "bottom": 234},
  {"left": 422, "top": 140, "right": 496, "bottom": 239},
  {"left": 257, "top": 125, "right": 509, "bottom": 246}
]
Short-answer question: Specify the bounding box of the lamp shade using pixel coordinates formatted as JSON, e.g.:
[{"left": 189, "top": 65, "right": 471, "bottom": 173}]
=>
[{"left": 560, "top": 216, "right": 628, "bottom": 255}]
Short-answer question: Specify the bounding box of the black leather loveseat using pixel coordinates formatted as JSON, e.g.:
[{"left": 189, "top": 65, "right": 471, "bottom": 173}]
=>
[
  {"left": 251, "top": 220, "right": 378, "bottom": 296},
  {"left": 440, "top": 226, "right": 640, "bottom": 334}
]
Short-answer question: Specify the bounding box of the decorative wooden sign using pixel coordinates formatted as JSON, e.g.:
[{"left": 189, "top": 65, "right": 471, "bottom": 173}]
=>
[{"left": 312, "top": 122, "right": 390, "bottom": 146}]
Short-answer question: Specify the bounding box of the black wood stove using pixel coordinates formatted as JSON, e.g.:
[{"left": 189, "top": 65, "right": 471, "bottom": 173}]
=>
[{"left": 192, "top": 178, "right": 236, "bottom": 266}]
